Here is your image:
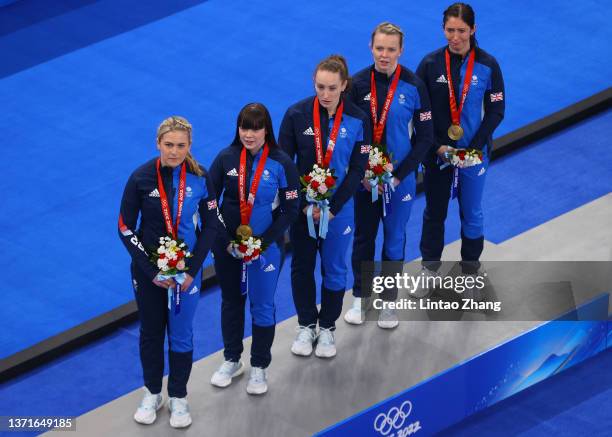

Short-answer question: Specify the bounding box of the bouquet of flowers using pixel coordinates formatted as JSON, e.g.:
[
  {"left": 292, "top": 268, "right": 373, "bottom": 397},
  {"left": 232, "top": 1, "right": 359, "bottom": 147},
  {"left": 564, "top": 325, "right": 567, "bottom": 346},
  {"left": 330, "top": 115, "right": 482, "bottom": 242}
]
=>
[
  {"left": 150, "top": 236, "right": 192, "bottom": 274},
  {"left": 445, "top": 148, "right": 483, "bottom": 168},
  {"left": 150, "top": 236, "right": 192, "bottom": 314},
  {"left": 365, "top": 144, "right": 395, "bottom": 204},
  {"left": 300, "top": 164, "right": 337, "bottom": 239},
  {"left": 300, "top": 164, "right": 336, "bottom": 201},
  {"left": 230, "top": 235, "right": 263, "bottom": 264}
]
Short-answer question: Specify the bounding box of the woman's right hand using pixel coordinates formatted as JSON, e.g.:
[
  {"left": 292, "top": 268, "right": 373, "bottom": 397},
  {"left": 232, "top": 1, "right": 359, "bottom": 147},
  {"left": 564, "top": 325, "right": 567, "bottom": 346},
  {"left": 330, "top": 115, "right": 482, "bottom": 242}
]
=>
[
  {"left": 362, "top": 178, "right": 373, "bottom": 192},
  {"left": 153, "top": 274, "right": 175, "bottom": 289},
  {"left": 436, "top": 145, "right": 455, "bottom": 163},
  {"left": 303, "top": 205, "right": 321, "bottom": 223}
]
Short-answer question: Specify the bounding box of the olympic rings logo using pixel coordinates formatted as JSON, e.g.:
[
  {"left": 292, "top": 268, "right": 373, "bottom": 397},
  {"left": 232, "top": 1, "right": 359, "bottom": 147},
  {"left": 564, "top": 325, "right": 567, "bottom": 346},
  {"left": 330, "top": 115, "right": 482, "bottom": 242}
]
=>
[{"left": 373, "top": 401, "right": 413, "bottom": 436}]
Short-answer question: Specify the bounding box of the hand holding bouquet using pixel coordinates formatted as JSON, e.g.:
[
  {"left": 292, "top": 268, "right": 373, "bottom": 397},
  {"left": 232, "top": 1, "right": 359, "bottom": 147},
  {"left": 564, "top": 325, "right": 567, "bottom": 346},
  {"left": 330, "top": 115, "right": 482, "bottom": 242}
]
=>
[
  {"left": 150, "top": 236, "right": 193, "bottom": 314},
  {"left": 300, "top": 164, "right": 337, "bottom": 239},
  {"left": 229, "top": 235, "right": 264, "bottom": 264},
  {"left": 364, "top": 144, "right": 395, "bottom": 202},
  {"left": 444, "top": 147, "right": 483, "bottom": 168}
]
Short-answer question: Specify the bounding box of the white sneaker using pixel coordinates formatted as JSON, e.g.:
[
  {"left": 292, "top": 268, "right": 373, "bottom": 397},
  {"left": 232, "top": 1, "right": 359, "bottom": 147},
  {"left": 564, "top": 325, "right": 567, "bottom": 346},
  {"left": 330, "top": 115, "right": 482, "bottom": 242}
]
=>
[
  {"left": 246, "top": 367, "right": 268, "bottom": 395},
  {"left": 378, "top": 308, "right": 399, "bottom": 329},
  {"left": 315, "top": 327, "right": 336, "bottom": 358},
  {"left": 210, "top": 360, "right": 244, "bottom": 387},
  {"left": 291, "top": 325, "right": 316, "bottom": 356},
  {"left": 168, "top": 397, "right": 192, "bottom": 428},
  {"left": 343, "top": 297, "right": 364, "bottom": 325},
  {"left": 133, "top": 387, "right": 163, "bottom": 425},
  {"left": 412, "top": 266, "right": 441, "bottom": 298}
]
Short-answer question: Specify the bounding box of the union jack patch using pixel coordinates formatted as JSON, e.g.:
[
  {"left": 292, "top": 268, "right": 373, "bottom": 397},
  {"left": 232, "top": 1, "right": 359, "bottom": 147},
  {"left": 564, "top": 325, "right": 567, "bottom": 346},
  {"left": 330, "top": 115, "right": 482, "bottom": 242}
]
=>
[
  {"left": 420, "top": 111, "right": 432, "bottom": 121},
  {"left": 207, "top": 199, "right": 217, "bottom": 210},
  {"left": 490, "top": 92, "right": 504, "bottom": 102},
  {"left": 360, "top": 145, "right": 371, "bottom": 154},
  {"left": 285, "top": 189, "right": 298, "bottom": 200}
]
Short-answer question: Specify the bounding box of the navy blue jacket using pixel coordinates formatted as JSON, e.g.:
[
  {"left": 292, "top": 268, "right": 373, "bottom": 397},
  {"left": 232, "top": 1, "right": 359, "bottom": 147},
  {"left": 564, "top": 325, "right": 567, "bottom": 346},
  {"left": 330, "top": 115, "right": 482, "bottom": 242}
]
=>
[
  {"left": 209, "top": 144, "right": 300, "bottom": 249},
  {"left": 348, "top": 65, "right": 434, "bottom": 180},
  {"left": 416, "top": 46, "right": 505, "bottom": 161},
  {"left": 278, "top": 96, "right": 371, "bottom": 217},
  {"left": 118, "top": 158, "right": 221, "bottom": 280}
]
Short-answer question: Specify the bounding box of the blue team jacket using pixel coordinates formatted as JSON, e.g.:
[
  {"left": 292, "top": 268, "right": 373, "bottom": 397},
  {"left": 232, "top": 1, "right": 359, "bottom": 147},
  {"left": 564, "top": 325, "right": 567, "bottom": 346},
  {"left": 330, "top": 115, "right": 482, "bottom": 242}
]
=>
[
  {"left": 278, "top": 96, "right": 371, "bottom": 217},
  {"left": 348, "top": 65, "right": 434, "bottom": 180},
  {"left": 416, "top": 46, "right": 505, "bottom": 161},
  {"left": 118, "top": 159, "right": 222, "bottom": 280}
]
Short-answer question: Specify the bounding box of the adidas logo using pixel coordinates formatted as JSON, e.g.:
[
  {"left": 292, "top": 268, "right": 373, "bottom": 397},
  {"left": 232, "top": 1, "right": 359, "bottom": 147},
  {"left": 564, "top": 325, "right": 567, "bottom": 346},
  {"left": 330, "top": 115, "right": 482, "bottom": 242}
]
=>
[
  {"left": 189, "top": 285, "right": 199, "bottom": 295},
  {"left": 402, "top": 194, "right": 412, "bottom": 202},
  {"left": 363, "top": 92, "right": 371, "bottom": 101},
  {"left": 478, "top": 167, "right": 486, "bottom": 176},
  {"left": 264, "top": 264, "right": 276, "bottom": 272},
  {"left": 148, "top": 188, "right": 160, "bottom": 197},
  {"left": 303, "top": 127, "right": 314, "bottom": 136},
  {"left": 227, "top": 168, "right": 238, "bottom": 176},
  {"left": 436, "top": 74, "right": 448, "bottom": 84},
  {"left": 343, "top": 226, "right": 352, "bottom": 235}
]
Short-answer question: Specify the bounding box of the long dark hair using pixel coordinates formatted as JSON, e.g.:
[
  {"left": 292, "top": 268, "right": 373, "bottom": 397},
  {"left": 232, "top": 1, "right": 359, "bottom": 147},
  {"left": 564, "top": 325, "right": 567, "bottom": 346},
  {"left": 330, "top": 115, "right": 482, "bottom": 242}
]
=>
[
  {"left": 443, "top": 2, "right": 477, "bottom": 48},
  {"left": 231, "top": 103, "right": 278, "bottom": 148}
]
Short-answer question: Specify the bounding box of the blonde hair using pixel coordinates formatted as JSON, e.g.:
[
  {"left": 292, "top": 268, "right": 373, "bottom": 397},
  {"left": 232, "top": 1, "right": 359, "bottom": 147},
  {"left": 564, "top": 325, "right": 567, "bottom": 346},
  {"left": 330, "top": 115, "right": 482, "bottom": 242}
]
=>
[
  {"left": 156, "top": 116, "right": 203, "bottom": 176},
  {"left": 371, "top": 22, "right": 404, "bottom": 48}
]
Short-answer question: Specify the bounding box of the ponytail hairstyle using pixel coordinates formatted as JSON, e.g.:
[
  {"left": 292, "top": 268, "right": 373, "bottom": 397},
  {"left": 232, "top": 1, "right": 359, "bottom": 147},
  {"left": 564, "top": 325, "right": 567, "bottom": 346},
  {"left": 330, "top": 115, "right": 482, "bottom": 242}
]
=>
[
  {"left": 314, "top": 54, "right": 352, "bottom": 92},
  {"left": 443, "top": 2, "right": 477, "bottom": 48},
  {"left": 156, "top": 115, "right": 204, "bottom": 176}
]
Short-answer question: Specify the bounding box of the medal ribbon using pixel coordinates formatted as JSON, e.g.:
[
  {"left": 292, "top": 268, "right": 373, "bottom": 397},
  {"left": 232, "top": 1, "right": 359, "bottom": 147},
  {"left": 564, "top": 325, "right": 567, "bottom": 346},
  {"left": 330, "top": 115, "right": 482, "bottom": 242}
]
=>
[
  {"left": 239, "top": 143, "right": 269, "bottom": 226},
  {"left": 370, "top": 65, "right": 401, "bottom": 144},
  {"left": 156, "top": 159, "right": 186, "bottom": 239},
  {"left": 445, "top": 48, "right": 475, "bottom": 128},
  {"left": 313, "top": 97, "right": 344, "bottom": 167}
]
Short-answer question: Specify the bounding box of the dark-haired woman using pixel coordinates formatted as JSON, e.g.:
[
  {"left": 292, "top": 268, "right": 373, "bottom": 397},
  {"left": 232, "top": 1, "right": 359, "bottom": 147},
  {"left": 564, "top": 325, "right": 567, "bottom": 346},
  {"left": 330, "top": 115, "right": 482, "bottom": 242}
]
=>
[
  {"left": 209, "top": 103, "right": 299, "bottom": 395},
  {"left": 279, "top": 55, "right": 370, "bottom": 359},
  {"left": 417, "top": 2, "right": 505, "bottom": 286}
]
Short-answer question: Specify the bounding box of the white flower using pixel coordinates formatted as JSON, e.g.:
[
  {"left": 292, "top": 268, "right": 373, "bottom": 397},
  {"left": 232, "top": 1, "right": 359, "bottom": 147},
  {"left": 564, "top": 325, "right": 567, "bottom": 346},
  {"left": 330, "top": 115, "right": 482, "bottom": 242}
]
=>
[
  {"left": 157, "top": 258, "right": 168, "bottom": 269},
  {"left": 157, "top": 246, "right": 165, "bottom": 254}
]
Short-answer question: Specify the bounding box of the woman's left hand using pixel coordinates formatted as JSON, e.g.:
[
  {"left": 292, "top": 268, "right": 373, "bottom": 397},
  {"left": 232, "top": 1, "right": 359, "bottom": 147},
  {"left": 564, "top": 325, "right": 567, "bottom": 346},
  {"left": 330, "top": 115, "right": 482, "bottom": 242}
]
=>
[{"left": 180, "top": 273, "right": 194, "bottom": 291}]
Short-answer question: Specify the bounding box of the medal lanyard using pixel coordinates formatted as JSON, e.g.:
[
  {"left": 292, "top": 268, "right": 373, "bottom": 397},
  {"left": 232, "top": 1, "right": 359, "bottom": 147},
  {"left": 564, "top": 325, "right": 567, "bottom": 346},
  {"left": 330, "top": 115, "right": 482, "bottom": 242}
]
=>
[
  {"left": 313, "top": 97, "right": 344, "bottom": 168},
  {"left": 238, "top": 144, "right": 269, "bottom": 226},
  {"left": 156, "top": 159, "right": 186, "bottom": 239},
  {"left": 445, "top": 48, "right": 475, "bottom": 127},
  {"left": 370, "top": 65, "right": 401, "bottom": 144}
]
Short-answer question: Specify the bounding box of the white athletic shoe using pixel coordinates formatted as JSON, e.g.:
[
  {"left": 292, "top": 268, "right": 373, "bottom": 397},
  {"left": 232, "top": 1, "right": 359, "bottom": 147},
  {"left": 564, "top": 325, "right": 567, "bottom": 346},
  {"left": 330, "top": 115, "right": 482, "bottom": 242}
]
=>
[
  {"left": 246, "top": 367, "right": 268, "bottom": 395},
  {"left": 291, "top": 325, "right": 316, "bottom": 356},
  {"left": 210, "top": 360, "right": 244, "bottom": 387},
  {"left": 315, "top": 327, "right": 336, "bottom": 358},
  {"left": 168, "top": 397, "right": 192, "bottom": 428},
  {"left": 343, "top": 297, "right": 364, "bottom": 325},
  {"left": 133, "top": 387, "right": 163, "bottom": 425},
  {"left": 378, "top": 308, "right": 399, "bottom": 329}
]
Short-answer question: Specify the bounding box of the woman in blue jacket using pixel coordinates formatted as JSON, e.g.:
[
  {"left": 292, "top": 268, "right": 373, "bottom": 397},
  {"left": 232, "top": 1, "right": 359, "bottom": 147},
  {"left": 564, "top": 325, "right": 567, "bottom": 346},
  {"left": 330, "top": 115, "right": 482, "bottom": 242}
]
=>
[
  {"left": 417, "top": 3, "right": 505, "bottom": 287},
  {"left": 209, "top": 103, "right": 299, "bottom": 394},
  {"left": 118, "top": 116, "right": 221, "bottom": 428},
  {"left": 279, "top": 55, "right": 370, "bottom": 359}
]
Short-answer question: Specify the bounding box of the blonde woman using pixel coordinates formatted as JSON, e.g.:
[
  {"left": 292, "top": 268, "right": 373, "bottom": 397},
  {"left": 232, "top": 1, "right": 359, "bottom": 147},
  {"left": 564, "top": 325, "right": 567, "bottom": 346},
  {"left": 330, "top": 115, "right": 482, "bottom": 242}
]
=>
[{"left": 118, "top": 116, "right": 221, "bottom": 428}]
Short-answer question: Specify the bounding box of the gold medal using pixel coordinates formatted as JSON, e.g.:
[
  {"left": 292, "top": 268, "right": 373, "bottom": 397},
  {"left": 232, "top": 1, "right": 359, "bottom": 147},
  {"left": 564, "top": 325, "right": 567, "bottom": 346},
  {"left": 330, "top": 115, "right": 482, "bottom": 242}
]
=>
[
  {"left": 448, "top": 124, "right": 464, "bottom": 141},
  {"left": 236, "top": 225, "right": 253, "bottom": 240}
]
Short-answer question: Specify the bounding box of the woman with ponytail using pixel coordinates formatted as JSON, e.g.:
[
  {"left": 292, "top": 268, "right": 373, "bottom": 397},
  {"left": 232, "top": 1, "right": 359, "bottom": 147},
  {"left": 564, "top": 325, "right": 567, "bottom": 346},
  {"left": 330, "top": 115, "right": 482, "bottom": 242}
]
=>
[
  {"left": 279, "top": 55, "right": 371, "bottom": 359},
  {"left": 118, "top": 116, "right": 222, "bottom": 428},
  {"left": 416, "top": 3, "right": 505, "bottom": 290}
]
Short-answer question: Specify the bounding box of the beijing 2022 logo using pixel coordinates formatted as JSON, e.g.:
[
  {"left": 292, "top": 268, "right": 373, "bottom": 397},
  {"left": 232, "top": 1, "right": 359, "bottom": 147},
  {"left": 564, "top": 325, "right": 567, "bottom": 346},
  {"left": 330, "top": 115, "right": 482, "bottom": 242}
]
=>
[{"left": 373, "top": 400, "right": 422, "bottom": 436}]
